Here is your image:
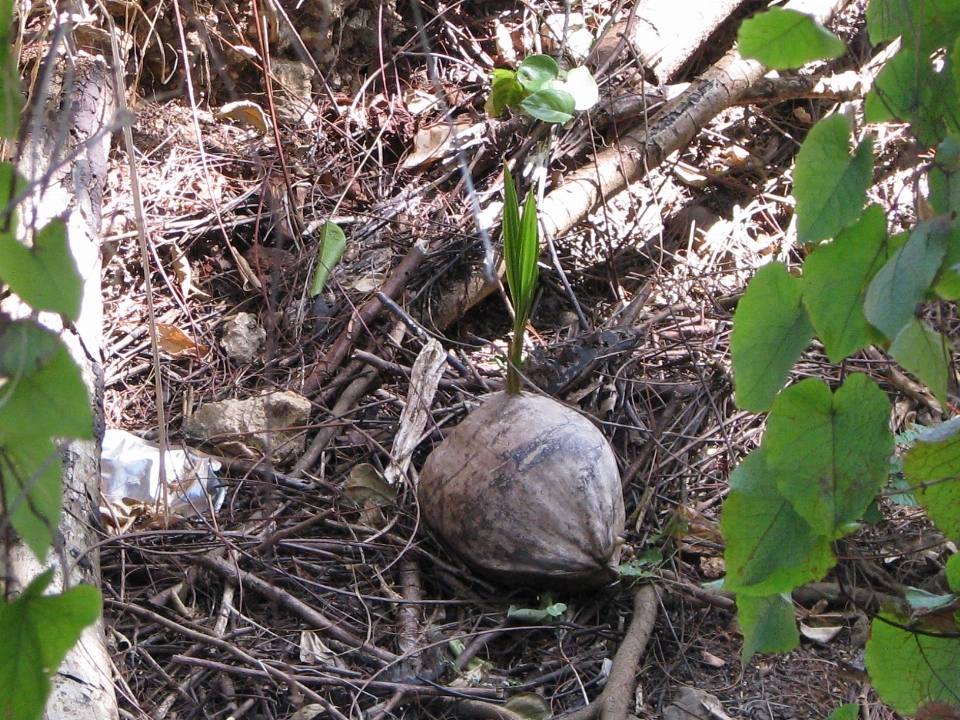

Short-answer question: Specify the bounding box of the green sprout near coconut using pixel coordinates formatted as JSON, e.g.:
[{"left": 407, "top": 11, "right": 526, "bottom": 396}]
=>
[
  {"left": 486, "top": 54, "right": 600, "bottom": 124},
  {"left": 417, "top": 165, "right": 625, "bottom": 591}
]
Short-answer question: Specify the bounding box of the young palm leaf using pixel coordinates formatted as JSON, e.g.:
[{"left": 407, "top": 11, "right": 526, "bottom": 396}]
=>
[{"left": 502, "top": 164, "right": 540, "bottom": 394}]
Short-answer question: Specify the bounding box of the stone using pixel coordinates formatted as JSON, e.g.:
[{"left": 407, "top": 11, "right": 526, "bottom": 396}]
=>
[
  {"left": 182, "top": 391, "right": 311, "bottom": 461},
  {"left": 220, "top": 312, "right": 265, "bottom": 364}
]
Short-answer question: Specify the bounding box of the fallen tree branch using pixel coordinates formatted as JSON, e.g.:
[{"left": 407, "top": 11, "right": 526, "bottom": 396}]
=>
[
  {"left": 437, "top": 0, "right": 851, "bottom": 328},
  {"left": 591, "top": 0, "right": 749, "bottom": 84},
  {"left": 558, "top": 584, "right": 658, "bottom": 720},
  {"left": 541, "top": 0, "right": 848, "bottom": 241},
  {"left": 304, "top": 239, "right": 427, "bottom": 392}
]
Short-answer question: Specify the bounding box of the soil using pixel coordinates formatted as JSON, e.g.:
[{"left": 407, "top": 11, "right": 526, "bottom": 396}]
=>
[{"left": 34, "top": 0, "right": 949, "bottom": 717}]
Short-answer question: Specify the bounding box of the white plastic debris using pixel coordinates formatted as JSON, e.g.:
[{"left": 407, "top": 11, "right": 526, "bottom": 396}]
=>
[{"left": 101, "top": 429, "right": 224, "bottom": 531}]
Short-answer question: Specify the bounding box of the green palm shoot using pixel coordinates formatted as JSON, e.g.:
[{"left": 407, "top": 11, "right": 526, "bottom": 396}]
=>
[{"left": 502, "top": 164, "right": 539, "bottom": 394}]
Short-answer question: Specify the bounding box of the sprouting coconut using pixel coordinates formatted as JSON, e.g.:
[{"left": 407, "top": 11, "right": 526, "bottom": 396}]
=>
[{"left": 418, "top": 166, "right": 625, "bottom": 590}]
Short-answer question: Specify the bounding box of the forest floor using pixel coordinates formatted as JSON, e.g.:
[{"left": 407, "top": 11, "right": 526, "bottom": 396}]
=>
[{"left": 56, "top": 0, "right": 953, "bottom": 717}]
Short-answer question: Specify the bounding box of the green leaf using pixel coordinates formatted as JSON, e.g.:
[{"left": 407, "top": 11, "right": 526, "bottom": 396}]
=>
[
  {"left": 889, "top": 318, "right": 950, "bottom": 406},
  {"left": 888, "top": 473, "right": 919, "bottom": 507},
  {"left": 793, "top": 113, "right": 874, "bottom": 244},
  {"left": 502, "top": 164, "right": 540, "bottom": 393},
  {"left": 502, "top": 166, "right": 539, "bottom": 323},
  {"left": 520, "top": 88, "right": 575, "bottom": 124},
  {"left": 517, "top": 188, "right": 539, "bottom": 319},
  {"left": 738, "top": 8, "right": 845, "bottom": 70},
  {"left": 954, "top": 35, "right": 960, "bottom": 103},
  {"left": 553, "top": 66, "right": 599, "bottom": 111},
  {"left": 486, "top": 69, "right": 525, "bottom": 117},
  {"left": 0, "top": 320, "right": 61, "bottom": 378},
  {"left": 801, "top": 204, "right": 888, "bottom": 362},
  {"left": 861, "top": 499, "right": 884, "bottom": 524},
  {"left": 503, "top": 165, "right": 522, "bottom": 297},
  {"left": 904, "top": 587, "right": 956, "bottom": 611},
  {"left": 866, "top": 0, "right": 960, "bottom": 49},
  {"left": 516, "top": 55, "right": 559, "bottom": 92},
  {"left": 0, "top": 0, "right": 21, "bottom": 139},
  {"left": 930, "top": 137, "right": 960, "bottom": 298},
  {"left": 0, "top": 570, "right": 102, "bottom": 720},
  {"left": 903, "top": 419, "right": 960, "bottom": 542},
  {"left": 0, "top": 343, "right": 92, "bottom": 442},
  {"left": 947, "top": 553, "right": 960, "bottom": 593},
  {"left": 929, "top": 136, "right": 960, "bottom": 217},
  {"left": 506, "top": 602, "right": 566, "bottom": 624},
  {"left": 0, "top": 217, "right": 82, "bottom": 321},
  {"left": 823, "top": 704, "right": 860, "bottom": 720},
  {"left": 0, "top": 435, "right": 61, "bottom": 557},
  {"left": 864, "top": 216, "right": 951, "bottom": 340},
  {"left": 865, "top": 46, "right": 960, "bottom": 146},
  {"left": 309, "top": 221, "right": 347, "bottom": 297},
  {"left": 721, "top": 449, "right": 836, "bottom": 595},
  {"left": 765, "top": 374, "right": 893, "bottom": 536},
  {"left": 865, "top": 614, "right": 960, "bottom": 716},
  {"left": 504, "top": 693, "right": 552, "bottom": 720},
  {"left": 737, "top": 593, "right": 798, "bottom": 660},
  {"left": 730, "top": 262, "right": 814, "bottom": 412}
]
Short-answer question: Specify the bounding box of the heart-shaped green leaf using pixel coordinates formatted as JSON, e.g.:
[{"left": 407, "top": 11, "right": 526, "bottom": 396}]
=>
[
  {"left": 0, "top": 215, "right": 82, "bottom": 320},
  {"left": 520, "top": 88, "right": 575, "bottom": 124},
  {"left": 0, "top": 570, "right": 102, "bottom": 720},
  {"left": 516, "top": 55, "right": 559, "bottom": 92}
]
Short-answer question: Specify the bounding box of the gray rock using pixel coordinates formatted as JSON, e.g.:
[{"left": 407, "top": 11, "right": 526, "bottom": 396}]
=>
[
  {"left": 220, "top": 312, "right": 265, "bottom": 364},
  {"left": 182, "top": 391, "right": 311, "bottom": 461}
]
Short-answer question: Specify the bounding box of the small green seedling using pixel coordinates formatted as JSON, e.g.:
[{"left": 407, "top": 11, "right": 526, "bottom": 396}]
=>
[
  {"left": 486, "top": 55, "right": 599, "bottom": 124},
  {"left": 501, "top": 164, "right": 539, "bottom": 394},
  {"left": 506, "top": 594, "right": 567, "bottom": 623}
]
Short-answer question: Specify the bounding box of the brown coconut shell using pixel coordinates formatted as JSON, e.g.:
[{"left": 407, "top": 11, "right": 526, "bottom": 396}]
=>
[{"left": 417, "top": 392, "right": 625, "bottom": 590}]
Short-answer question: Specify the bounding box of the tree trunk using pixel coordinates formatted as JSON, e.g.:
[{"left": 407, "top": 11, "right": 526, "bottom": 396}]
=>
[{"left": 10, "top": 47, "right": 118, "bottom": 720}]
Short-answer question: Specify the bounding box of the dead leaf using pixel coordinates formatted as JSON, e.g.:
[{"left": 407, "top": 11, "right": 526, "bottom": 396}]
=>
[
  {"left": 701, "top": 650, "right": 725, "bottom": 667},
  {"left": 346, "top": 463, "right": 398, "bottom": 505},
  {"left": 401, "top": 118, "right": 476, "bottom": 170},
  {"left": 351, "top": 272, "right": 387, "bottom": 292},
  {"left": 384, "top": 338, "right": 447, "bottom": 485},
  {"left": 493, "top": 19, "right": 517, "bottom": 65},
  {"left": 156, "top": 323, "right": 210, "bottom": 359},
  {"left": 663, "top": 687, "right": 733, "bottom": 720},
  {"left": 799, "top": 622, "right": 843, "bottom": 643},
  {"left": 233, "top": 248, "right": 263, "bottom": 291},
  {"left": 285, "top": 704, "right": 324, "bottom": 720},
  {"left": 403, "top": 88, "right": 440, "bottom": 116},
  {"left": 216, "top": 100, "right": 269, "bottom": 134},
  {"left": 171, "top": 244, "right": 210, "bottom": 299},
  {"left": 671, "top": 505, "right": 723, "bottom": 555},
  {"left": 345, "top": 463, "right": 397, "bottom": 527},
  {"left": 503, "top": 693, "right": 551, "bottom": 720},
  {"left": 299, "top": 631, "right": 345, "bottom": 668}
]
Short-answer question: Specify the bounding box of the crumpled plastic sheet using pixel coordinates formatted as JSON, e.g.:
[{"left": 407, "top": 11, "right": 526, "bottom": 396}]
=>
[{"left": 101, "top": 428, "right": 224, "bottom": 530}]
